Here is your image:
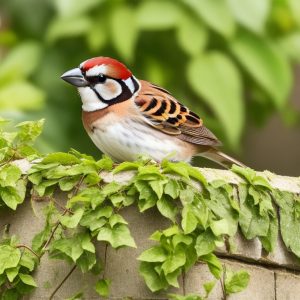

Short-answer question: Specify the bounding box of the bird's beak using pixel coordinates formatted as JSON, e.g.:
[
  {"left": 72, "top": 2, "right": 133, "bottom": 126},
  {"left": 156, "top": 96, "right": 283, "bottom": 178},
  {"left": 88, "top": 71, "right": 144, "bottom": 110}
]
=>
[{"left": 61, "top": 67, "right": 88, "bottom": 87}]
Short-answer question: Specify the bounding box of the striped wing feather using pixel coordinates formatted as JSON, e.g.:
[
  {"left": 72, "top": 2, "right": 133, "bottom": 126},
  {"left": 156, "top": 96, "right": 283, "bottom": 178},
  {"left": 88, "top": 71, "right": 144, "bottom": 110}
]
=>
[{"left": 135, "top": 81, "right": 221, "bottom": 147}]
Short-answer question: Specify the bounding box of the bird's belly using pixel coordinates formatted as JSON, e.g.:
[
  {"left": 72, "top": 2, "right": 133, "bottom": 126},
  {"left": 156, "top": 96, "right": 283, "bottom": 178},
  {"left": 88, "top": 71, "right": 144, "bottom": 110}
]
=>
[{"left": 88, "top": 120, "right": 191, "bottom": 162}]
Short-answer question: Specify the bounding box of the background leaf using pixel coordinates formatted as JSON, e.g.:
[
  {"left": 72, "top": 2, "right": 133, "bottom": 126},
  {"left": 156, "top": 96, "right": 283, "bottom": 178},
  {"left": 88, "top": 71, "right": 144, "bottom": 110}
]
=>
[
  {"left": 187, "top": 52, "right": 244, "bottom": 148},
  {"left": 230, "top": 32, "right": 292, "bottom": 108}
]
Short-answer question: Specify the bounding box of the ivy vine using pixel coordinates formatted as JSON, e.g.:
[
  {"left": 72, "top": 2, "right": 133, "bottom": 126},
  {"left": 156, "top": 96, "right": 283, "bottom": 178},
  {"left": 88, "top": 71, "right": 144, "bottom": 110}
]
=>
[{"left": 0, "top": 119, "right": 299, "bottom": 299}]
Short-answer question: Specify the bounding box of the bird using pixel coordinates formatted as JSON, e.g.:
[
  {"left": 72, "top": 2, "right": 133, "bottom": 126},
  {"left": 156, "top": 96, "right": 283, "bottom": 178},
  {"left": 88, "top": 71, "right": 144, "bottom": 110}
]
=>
[{"left": 61, "top": 57, "right": 244, "bottom": 168}]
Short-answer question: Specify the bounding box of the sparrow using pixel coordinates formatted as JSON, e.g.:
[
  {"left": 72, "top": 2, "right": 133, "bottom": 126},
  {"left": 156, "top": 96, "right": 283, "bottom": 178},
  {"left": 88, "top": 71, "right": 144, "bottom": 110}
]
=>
[{"left": 61, "top": 57, "right": 244, "bottom": 168}]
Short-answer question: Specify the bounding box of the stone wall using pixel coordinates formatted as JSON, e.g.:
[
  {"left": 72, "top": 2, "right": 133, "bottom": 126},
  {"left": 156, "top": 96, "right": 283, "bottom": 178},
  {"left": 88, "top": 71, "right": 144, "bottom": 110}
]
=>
[{"left": 1, "top": 165, "right": 300, "bottom": 299}]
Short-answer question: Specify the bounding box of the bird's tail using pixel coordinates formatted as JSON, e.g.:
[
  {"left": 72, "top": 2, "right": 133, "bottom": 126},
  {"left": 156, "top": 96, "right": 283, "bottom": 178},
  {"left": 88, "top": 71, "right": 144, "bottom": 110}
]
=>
[{"left": 198, "top": 148, "right": 246, "bottom": 169}]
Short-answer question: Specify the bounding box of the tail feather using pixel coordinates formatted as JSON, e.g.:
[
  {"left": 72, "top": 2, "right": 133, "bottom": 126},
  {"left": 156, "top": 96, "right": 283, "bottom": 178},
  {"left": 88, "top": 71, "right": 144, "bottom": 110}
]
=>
[{"left": 198, "top": 149, "right": 246, "bottom": 169}]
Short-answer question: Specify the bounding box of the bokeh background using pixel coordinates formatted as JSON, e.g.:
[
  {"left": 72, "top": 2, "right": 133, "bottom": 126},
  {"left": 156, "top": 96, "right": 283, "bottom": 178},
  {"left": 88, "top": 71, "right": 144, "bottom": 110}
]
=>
[{"left": 0, "top": 0, "right": 299, "bottom": 175}]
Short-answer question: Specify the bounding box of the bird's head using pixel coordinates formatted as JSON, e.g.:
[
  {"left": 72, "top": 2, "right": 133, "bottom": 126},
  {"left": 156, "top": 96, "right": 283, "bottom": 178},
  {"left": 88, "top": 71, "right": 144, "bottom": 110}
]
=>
[{"left": 61, "top": 57, "right": 140, "bottom": 111}]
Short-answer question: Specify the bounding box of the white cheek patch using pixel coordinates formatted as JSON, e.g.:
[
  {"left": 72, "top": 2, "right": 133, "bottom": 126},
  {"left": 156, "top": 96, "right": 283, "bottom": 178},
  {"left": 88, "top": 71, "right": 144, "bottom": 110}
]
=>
[
  {"left": 123, "top": 77, "right": 135, "bottom": 93},
  {"left": 78, "top": 87, "right": 108, "bottom": 111},
  {"left": 94, "top": 79, "right": 122, "bottom": 101},
  {"left": 86, "top": 65, "right": 107, "bottom": 76}
]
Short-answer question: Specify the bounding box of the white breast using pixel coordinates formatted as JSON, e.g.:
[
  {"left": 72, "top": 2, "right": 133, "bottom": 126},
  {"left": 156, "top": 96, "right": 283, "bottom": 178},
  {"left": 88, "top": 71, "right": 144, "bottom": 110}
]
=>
[{"left": 88, "top": 118, "right": 191, "bottom": 162}]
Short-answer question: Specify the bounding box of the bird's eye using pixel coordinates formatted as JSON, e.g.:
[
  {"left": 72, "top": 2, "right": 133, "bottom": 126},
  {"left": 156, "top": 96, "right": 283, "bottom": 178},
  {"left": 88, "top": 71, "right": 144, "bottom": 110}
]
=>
[{"left": 98, "top": 74, "right": 106, "bottom": 83}]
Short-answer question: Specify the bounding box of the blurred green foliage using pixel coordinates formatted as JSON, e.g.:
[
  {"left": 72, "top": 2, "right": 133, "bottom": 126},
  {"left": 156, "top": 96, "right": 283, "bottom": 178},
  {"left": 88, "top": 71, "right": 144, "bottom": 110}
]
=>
[{"left": 0, "top": 0, "right": 299, "bottom": 156}]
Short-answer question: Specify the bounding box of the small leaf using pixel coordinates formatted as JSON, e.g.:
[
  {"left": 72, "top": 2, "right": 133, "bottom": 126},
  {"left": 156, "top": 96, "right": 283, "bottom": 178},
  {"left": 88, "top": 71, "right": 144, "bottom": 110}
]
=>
[
  {"left": 138, "top": 246, "right": 168, "bottom": 263},
  {"left": 137, "top": 1, "right": 180, "bottom": 30},
  {"left": 47, "top": 16, "right": 92, "bottom": 43},
  {"left": 161, "top": 250, "right": 186, "bottom": 275},
  {"left": 181, "top": 205, "right": 198, "bottom": 234},
  {"left": 164, "top": 179, "right": 180, "bottom": 199},
  {"left": 97, "top": 224, "right": 136, "bottom": 248},
  {"left": 201, "top": 253, "right": 222, "bottom": 279},
  {"left": 19, "top": 273, "right": 37, "bottom": 287},
  {"left": 195, "top": 230, "right": 216, "bottom": 257},
  {"left": 210, "top": 219, "right": 230, "bottom": 236},
  {"left": 184, "top": 0, "right": 235, "bottom": 38},
  {"left": 230, "top": 32, "right": 292, "bottom": 108},
  {"left": 176, "top": 16, "right": 207, "bottom": 56},
  {"left": 227, "top": 0, "right": 271, "bottom": 33},
  {"left": 225, "top": 269, "right": 250, "bottom": 294},
  {"left": 203, "top": 280, "right": 216, "bottom": 297},
  {"left": 95, "top": 279, "right": 111, "bottom": 297},
  {"left": 140, "top": 261, "right": 168, "bottom": 292},
  {"left": 157, "top": 195, "right": 177, "bottom": 222},
  {"left": 60, "top": 208, "right": 84, "bottom": 228},
  {"left": 42, "top": 152, "right": 80, "bottom": 165},
  {"left": 6, "top": 267, "right": 19, "bottom": 282}
]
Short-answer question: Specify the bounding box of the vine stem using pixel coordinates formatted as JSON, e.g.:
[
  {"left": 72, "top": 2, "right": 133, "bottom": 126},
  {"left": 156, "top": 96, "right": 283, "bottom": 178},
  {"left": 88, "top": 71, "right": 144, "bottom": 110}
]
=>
[
  {"left": 16, "top": 244, "right": 40, "bottom": 260},
  {"left": 41, "top": 175, "right": 86, "bottom": 253},
  {"left": 48, "top": 265, "right": 77, "bottom": 300},
  {"left": 220, "top": 264, "right": 227, "bottom": 300}
]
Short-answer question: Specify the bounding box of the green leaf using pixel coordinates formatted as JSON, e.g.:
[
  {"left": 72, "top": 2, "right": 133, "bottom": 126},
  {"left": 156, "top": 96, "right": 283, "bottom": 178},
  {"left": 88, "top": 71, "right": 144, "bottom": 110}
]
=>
[
  {"left": 19, "top": 273, "right": 37, "bottom": 287},
  {"left": 109, "top": 214, "right": 128, "bottom": 228},
  {"left": 165, "top": 268, "right": 181, "bottom": 288},
  {"left": 259, "top": 215, "right": 278, "bottom": 253},
  {"left": 227, "top": 0, "right": 270, "bottom": 33},
  {"left": 137, "top": 1, "right": 180, "bottom": 30},
  {"left": 59, "top": 175, "right": 80, "bottom": 191},
  {"left": 110, "top": 5, "right": 138, "bottom": 62},
  {"left": 6, "top": 267, "right": 19, "bottom": 282},
  {"left": 164, "top": 179, "right": 180, "bottom": 199},
  {"left": 230, "top": 32, "right": 292, "bottom": 108},
  {"left": 0, "top": 42, "right": 42, "bottom": 84},
  {"left": 176, "top": 16, "right": 207, "bottom": 56},
  {"left": 60, "top": 208, "right": 84, "bottom": 228},
  {"left": 16, "top": 119, "right": 44, "bottom": 144},
  {"left": 0, "top": 182, "right": 26, "bottom": 210},
  {"left": 195, "top": 230, "right": 216, "bottom": 257},
  {"left": 95, "top": 278, "right": 111, "bottom": 297},
  {"left": 162, "top": 161, "right": 189, "bottom": 178},
  {"left": 47, "top": 16, "right": 92, "bottom": 43},
  {"left": 181, "top": 205, "right": 198, "bottom": 234},
  {"left": 149, "top": 180, "right": 165, "bottom": 199},
  {"left": 210, "top": 219, "right": 230, "bottom": 236},
  {"left": 225, "top": 269, "right": 250, "bottom": 294},
  {"left": 138, "top": 246, "right": 168, "bottom": 263},
  {"left": 42, "top": 152, "right": 81, "bottom": 165},
  {"left": 203, "top": 280, "right": 216, "bottom": 297},
  {"left": 0, "top": 81, "right": 45, "bottom": 111},
  {"left": 169, "top": 294, "right": 203, "bottom": 300},
  {"left": 274, "top": 191, "right": 300, "bottom": 257},
  {"left": 188, "top": 52, "right": 244, "bottom": 148},
  {"left": 238, "top": 185, "right": 270, "bottom": 239},
  {"left": 161, "top": 250, "right": 186, "bottom": 274},
  {"left": 200, "top": 253, "right": 222, "bottom": 279},
  {"left": 54, "top": 0, "right": 101, "bottom": 17},
  {"left": 97, "top": 224, "right": 136, "bottom": 248},
  {"left": 139, "top": 261, "right": 168, "bottom": 292},
  {"left": 113, "top": 161, "right": 140, "bottom": 173},
  {"left": 157, "top": 195, "right": 177, "bottom": 222},
  {"left": 77, "top": 251, "right": 96, "bottom": 273},
  {"left": 50, "top": 235, "right": 84, "bottom": 262},
  {"left": 0, "top": 164, "right": 21, "bottom": 187},
  {"left": 185, "top": 0, "right": 235, "bottom": 38},
  {"left": 19, "top": 251, "right": 36, "bottom": 272}
]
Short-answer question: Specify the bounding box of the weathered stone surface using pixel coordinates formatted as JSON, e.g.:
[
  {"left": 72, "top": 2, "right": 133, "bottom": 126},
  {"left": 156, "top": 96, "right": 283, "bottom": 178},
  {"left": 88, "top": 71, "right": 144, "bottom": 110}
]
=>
[{"left": 275, "top": 271, "right": 300, "bottom": 300}]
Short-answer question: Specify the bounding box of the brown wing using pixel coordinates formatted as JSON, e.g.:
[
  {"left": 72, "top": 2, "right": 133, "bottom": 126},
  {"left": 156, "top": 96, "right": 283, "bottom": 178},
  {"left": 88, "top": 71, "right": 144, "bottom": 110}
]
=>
[{"left": 134, "top": 80, "right": 221, "bottom": 147}]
